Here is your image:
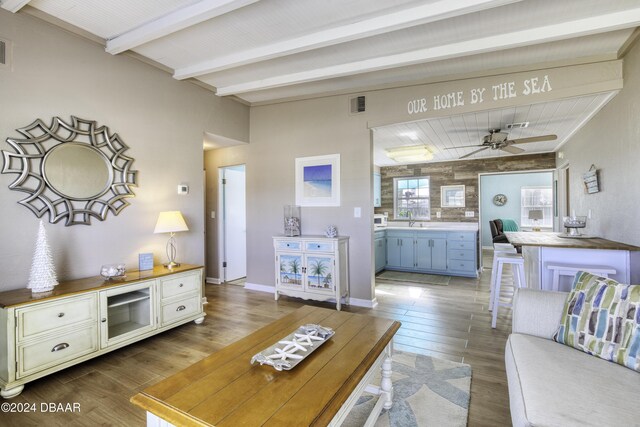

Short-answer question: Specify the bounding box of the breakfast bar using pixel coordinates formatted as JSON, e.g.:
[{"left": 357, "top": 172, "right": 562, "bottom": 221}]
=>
[{"left": 505, "top": 232, "right": 640, "bottom": 291}]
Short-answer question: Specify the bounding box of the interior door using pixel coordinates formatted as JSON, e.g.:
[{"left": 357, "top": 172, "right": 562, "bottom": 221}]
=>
[{"left": 221, "top": 165, "right": 246, "bottom": 282}]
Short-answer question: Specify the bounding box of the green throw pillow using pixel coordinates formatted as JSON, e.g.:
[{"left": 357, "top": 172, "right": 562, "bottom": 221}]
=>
[{"left": 553, "top": 271, "right": 640, "bottom": 372}]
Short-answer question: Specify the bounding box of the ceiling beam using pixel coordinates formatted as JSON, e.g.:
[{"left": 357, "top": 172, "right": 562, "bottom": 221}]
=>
[
  {"left": 105, "top": 0, "right": 260, "bottom": 55},
  {"left": 216, "top": 8, "right": 640, "bottom": 96},
  {"left": 174, "top": 0, "right": 519, "bottom": 80},
  {"left": 1, "top": 0, "right": 31, "bottom": 12}
]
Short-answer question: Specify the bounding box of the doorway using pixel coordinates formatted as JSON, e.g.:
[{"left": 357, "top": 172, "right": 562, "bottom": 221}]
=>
[{"left": 219, "top": 165, "right": 246, "bottom": 282}]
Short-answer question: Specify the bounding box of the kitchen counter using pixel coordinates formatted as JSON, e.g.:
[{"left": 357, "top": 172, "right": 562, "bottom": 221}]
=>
[
  {"left": 505, "top": 232, "right": 640, "bottom": 291},
  {"left": 376, "top": 222, "right": 479, "bottom": 232},
  {"left": 505, "top": 232, "right": 640, "bottom": 251}
]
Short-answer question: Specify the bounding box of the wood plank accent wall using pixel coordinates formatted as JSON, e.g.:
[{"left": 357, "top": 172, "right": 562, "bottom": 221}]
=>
[{"left": 375, "top": 153, "right": 556, "bottom": 222}]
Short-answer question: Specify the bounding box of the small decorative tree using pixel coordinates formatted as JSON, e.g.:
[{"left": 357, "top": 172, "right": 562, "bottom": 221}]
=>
[{"left": 28, "top": 220, "right": 58, "bottom": 293}]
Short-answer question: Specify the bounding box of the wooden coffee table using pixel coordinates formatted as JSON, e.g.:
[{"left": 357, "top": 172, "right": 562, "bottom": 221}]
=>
[{"left": 131, "top": 305, "right": 401, "bottom": 426}]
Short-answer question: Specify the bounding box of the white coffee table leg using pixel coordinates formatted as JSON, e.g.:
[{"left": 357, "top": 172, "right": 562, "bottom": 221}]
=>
[{"left": 381, "top": 345, "right": 393, "bottom": 410}]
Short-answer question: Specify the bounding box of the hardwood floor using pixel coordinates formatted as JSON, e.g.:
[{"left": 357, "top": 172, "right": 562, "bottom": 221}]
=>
[{"left": 3, "top": 255, "right": 515, "bottom": 426}]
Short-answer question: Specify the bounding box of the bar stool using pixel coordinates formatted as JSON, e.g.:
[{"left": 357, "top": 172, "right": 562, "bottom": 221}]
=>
[
  {"left": 489, "top": 246, "right": 517, "bottom": 312},
  {"left": 492, "top": 252, "right": 526, "bottom": 328},
  {"left": 546, "top": 264, "right": 616, "bottom": 291}
]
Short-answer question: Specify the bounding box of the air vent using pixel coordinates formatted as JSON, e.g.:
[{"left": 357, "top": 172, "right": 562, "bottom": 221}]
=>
[
  {"left": 506, "top": 121, "right": 529, "bottom": 129},
  {"left": 0, "top": 40, "right": 6, "bottom": 65},
  {"left": 349, "top": 95, "right": 366, "bottom": 114},
  {"left": 0, "top": 38, "right": 11, "bottom": 69}
]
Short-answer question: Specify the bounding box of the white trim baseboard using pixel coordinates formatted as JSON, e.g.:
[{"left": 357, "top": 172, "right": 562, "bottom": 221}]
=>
[
  {"left": 349, "top": 297, "right": 378, "bottom": 308},
  {"left": 244, "top": 282, "right": 275, "bottom": 293},
  {"left": 206, "top": 277, "right": 222, "bottom": 284}
]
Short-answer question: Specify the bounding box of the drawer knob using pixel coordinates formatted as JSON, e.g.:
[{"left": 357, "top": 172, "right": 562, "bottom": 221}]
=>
[
  {"left": 57, "top": 312, "right": 65, "bottom": 318},
  {"left": 101, "top": 318, "right": 107, "bottom": 323},
  {"left": 179, "top": 283, "right": 184, "bottom": 287},
  {"left": 51, "top": 343, "right": 69, "bottom": 352},
  {"left": 176, "top": 305, "right": 186, "bottom": 311}
]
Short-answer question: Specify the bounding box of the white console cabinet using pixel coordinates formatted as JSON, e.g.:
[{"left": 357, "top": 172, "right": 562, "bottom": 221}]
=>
[
  {"left": 273, "top": 235, "right": 349, "bottom": 310},
  {"left": 0, "top": 265, "right": 205, "bottom": 399}
]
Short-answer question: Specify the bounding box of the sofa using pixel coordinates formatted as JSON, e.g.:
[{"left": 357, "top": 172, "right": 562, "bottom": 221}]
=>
[
  {"left": 489, "top": 219, "right": 510, "bottom": 244},
  {"left": 505, "top": 288, "right": 640, "bottom": 426}
]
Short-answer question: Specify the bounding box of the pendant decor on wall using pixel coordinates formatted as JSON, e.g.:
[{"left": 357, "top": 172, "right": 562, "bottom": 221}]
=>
[{"left": 1, "top": 116, "right": 138, "bottom": 225}]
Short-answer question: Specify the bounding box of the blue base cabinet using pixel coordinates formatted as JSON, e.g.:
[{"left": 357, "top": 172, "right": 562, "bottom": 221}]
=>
[
  {"left": 381, "top": 229, "right": 478, "bottom": 277},
  {"left": 374, "top": 230, "right": 386, "bottom": 273}
]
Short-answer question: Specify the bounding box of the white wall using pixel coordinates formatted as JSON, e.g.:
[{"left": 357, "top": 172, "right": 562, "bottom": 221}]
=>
[
  {"left": 248, "top": 97, "right": 374, "bottom": 301},
  {"left": 0, "top": 11, "right": 249, "bottom": 290},
  {"left": 480, "top": 172, "right": 553, "bottom": 247},
  {"left": 559, "top": 39, "right": 640, "bottom": 247}
]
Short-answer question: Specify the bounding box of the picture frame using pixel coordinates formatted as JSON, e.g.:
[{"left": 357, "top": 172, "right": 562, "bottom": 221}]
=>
[
  {"left": 441, "top": 185, "right": 465, "bottom": 207},
  {"left": 295, "top": 154, "right": 340, "bottom": 207}
]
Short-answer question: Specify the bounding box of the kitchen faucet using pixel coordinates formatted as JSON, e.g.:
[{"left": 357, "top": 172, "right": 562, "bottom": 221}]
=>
[{"left": 408, "top": 211, "right": 416, "bottom": 227}]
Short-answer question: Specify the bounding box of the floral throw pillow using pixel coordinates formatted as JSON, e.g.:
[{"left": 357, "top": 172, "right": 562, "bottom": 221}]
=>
[{"left": 553, "top": 271, "right": 640, "bottom": 372}]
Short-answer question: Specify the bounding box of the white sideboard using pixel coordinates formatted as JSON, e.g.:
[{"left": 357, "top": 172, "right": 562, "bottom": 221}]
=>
[
  {"left": 0, "top": 265, "right": 205, "bottom": 399},
  {"left": 273, "top": 235, "right": 349, "bottom": 310}
]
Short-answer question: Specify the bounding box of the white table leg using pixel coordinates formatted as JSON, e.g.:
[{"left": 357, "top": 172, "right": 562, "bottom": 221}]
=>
[{"left": 380, "top": 346, "right": 393, "bottom": 410}]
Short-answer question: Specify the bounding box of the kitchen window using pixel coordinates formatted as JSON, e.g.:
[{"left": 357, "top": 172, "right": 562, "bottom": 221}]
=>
[
  {"left": 521, "top": 186, "right": 553, "bottom": 228},
  {"left": 394, "top": 176, "right": 430, "bottom": 220}
]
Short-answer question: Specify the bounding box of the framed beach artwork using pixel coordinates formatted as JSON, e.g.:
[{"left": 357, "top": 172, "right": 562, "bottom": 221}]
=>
[
  {"left": 295, "top": 154, "right": 340, "bottom": 206},
  {"left": 441, "top": 185, "right": 465, "bottom": 207}
]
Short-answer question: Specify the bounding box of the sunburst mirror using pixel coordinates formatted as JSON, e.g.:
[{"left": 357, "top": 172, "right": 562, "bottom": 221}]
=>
[{"left": 1, "top": 116, "right": 138, "bottom": 226}]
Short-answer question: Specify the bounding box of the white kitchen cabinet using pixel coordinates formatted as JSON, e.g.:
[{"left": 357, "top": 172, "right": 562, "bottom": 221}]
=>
[
  {"left": 0, "top": 265, "right": 204, "bottom": 399},
  {"left": 274, "top": 236, "right": 349, "bottom": 310}
]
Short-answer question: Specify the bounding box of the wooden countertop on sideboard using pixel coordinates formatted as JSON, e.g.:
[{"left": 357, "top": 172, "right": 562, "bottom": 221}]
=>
[
  {"left": 505, "top": 232, "right": 640, "bottom": 251},
  {"left": 0, "top": 264, "right": 203, "bottom": 308}
]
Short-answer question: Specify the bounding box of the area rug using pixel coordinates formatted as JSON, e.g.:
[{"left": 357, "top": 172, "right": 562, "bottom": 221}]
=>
[
  {"left": 377, "top": 271, "right": 450, "bottom": 286},
  {"left": 343, "top": 351, "right": 471, "bottom": 427}
]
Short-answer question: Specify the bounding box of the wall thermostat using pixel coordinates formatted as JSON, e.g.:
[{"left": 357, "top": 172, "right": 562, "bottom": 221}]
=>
[{"left": 178, "top": 184, "right": 189, "bottom": 195}]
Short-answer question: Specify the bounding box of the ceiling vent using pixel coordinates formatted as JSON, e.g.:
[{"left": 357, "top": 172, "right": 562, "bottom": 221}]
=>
[
  {"left": 0, "top": 38, "right": 11, "bottom": 69},
  {"left": 506, "top": 121, "right": 529, "bottom": 129},
  {"left": 349, "top": 95, "right": 366, "bottom": 114}
]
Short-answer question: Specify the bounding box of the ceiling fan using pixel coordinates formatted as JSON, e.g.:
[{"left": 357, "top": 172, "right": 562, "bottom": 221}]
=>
[{"left": 447, "top": 129, "right": 557, "bottom": 159}]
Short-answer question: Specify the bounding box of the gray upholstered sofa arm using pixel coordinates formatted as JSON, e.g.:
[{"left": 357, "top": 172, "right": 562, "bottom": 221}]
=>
[{"left": 512, "top": 288, "right": 568, "bottom": 339}]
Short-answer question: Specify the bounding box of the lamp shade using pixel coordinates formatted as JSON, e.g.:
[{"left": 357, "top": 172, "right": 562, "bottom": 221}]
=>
[
  {"left": 154, "top": 211, "right": 189, "bottom": 234},
  {"left": 528, "top": 210, "right": 544, "bottom": 220}
]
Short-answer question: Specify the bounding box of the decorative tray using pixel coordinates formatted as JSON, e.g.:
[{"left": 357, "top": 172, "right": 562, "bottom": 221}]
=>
[
  {"left": 558, "top": 234, "right": 594, "bottom": 239},
  {"left": 250, "top": 324, "right": 334, "bottom": 371}
]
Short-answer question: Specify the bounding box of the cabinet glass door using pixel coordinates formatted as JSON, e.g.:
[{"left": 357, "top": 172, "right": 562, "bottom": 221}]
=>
[
  {"left": 278, "top": 253, "right": 304, "bottom": 290},
  {"left": 100, "top": 281, "right": 155, "bottom": 348},
  {"left": 305, "top": 255, "right": 335, "bottom": 294}
]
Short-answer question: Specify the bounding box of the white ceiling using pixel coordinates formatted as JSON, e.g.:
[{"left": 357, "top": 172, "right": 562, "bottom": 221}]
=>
[
  {"left": 373, "top": 91, "right": 617, "bottom": 166},
  {"left": 2, "top": 0, "right": 638, "bottom": 160},
  {"left": 4, "top": 0, "right": 638, "bottom": 105}
]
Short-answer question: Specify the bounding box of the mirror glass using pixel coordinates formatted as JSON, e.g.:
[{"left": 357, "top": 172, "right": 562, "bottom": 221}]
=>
[{"left": 43, "top": 143, "right": 113, "bottom": 200}]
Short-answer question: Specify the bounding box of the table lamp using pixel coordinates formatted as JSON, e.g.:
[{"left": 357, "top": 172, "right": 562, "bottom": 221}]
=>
[
  {"left": 154, "top": 211, "right": 189, "bottom": 268},
  {"left": 528, "top": 210, "right": 543, "bottom": 232}
]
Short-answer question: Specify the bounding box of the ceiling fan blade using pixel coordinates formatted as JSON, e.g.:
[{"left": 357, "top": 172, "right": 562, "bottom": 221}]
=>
[
  {"left": 500, "top": 145, "right": 525, "bottom": 154},
  {"left": 444, "top": 144, "right": 482, "bottom": 150},
  {"left": 509, "top": 134, "right": 557, "bottom": 144},
  {"left": 459, "top": 147, "right": 488, "bottom": 159}
]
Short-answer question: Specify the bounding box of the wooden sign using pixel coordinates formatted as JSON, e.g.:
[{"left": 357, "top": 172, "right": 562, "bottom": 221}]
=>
[{"left": 582, "top": 165, "right": 599, "bottom": 194}]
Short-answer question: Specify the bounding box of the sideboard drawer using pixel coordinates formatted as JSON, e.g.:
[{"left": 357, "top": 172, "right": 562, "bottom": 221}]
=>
[
  {"left": 448, "top": 249, "right": 475, "bottom": 262},
  {"left": 448, "top": 259, "right": 476, "bottom": 272},
  {"left": 305, "top": 241, "right": 334, "bottom": 252},
  {"left": 17, "top": 294, "right": 97, "bottom": 342},
  {"left": 275, "top": 240, "right": 302, "bottom": 251},
  {"left": 160, "top": 272, "right": 200, "bottom": 300},
  {"left": 17, "top": 325, "right": 98, "bottom": 378},
  {"left": 447, "top": 232, "right": 475, "bottom": 241},
  {"left": 161, "top": 295, "right": 201, "bottom": 327},
  {"left": 447, "top": 240, "right": 475, "bottom": 250}
]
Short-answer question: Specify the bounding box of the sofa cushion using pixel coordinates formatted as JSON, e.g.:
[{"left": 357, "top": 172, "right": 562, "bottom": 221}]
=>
[
  {"left": 506, "top": 334, "right": 640, "bottom": 427},
  {"left": 553, "top": 271, "right": 640, "bottom": 372}
]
